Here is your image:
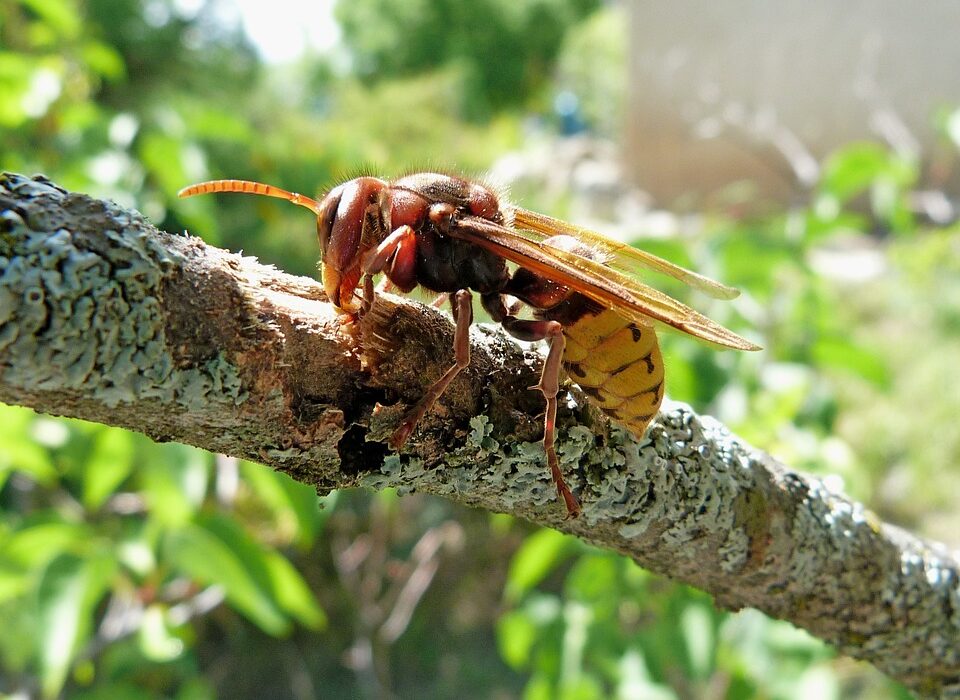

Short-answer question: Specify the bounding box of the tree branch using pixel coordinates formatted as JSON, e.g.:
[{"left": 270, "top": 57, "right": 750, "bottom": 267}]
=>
[{"left": 0, "top": 173, "right": 957, "bottom": 696}]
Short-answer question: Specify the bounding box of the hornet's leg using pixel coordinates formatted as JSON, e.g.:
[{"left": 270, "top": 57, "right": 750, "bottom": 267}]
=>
[
  {"left": 532, "top": 322, "right": 578, "bottom": 517},
  {"left": 390, "top": 289, "right": 473, "bottom": 449},
  {"left": 360, "top": 224, "right": 419, "bottom": 314},
  {"left": 361, "top": 274, "right": 375, "bottom": 316},
  {"left": 482, "top": 293, "right": 580, "bottom": 517}
]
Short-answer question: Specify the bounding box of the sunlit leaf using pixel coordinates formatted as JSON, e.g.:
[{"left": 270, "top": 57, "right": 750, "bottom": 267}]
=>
[
  {"left": 82, "top": 429, "right": 135, "bottom": 510},
  {"left": 0, "top": 51, "right": 32, "bottom": 128},
  {"left": 791, "top": 665, "right": 840, "bottom": 700},
  {"left": 19, "top": 0, "right": 82, "bottom": 39},
  {"left": 239, "top": 461, "right": 322, "bottom": 547},
  {"left": 80, "top": 41, "right": 126, "bottom": 81},
  {"left": 139, "top": 131, "right": 189, "bottom": 197},
  {"left": 0, "top": 564, "right": 31, "bottom": 603},
  {"left": 819, "top": 142, "right": 894, "bottom": 202},
  {"left": 680, "top": 604, "right": 715, "bottom": 680},
  {"left": 37, "top": 553, "right": 116, "bottom": 698},
  {"left": 139, "top": 446, "right": 210, "bottom": 525},
  {"left": 3, "top": 522, "right": 91, "bottom": 569},
  {"left": 564, "top": 553, "right": 618, "bottom": 604},
  {"left": 812, "top": 337, "right": 890, "bottom": 387},
  {"left": 616, "top": 649, "right": 677, "bottom": 700},
  {"left": 497, "top": 609, "right": 538, "bottom": 669},
  {"left": 164, "top": 522, "right": 289, "bottom": 636},
  {"left": 0, "top": 406, "right": 59, "bottom": 486},
  {"left": 196, "top": 512, "right": 323, "bottom": 627},
  {"left": 505, "top": 528, "right": 576, "bottom": 602},
  {"left": 523, "top": 672, "right": 554, "bottom": 700},
  {"left": 138, "top": 604, "right": 185, "bottom": 662},
  {"left": 261, "top": 548, "right": 326, "bottom": 630}
]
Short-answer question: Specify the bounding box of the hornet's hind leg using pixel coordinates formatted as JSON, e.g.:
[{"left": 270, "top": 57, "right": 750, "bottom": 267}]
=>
[{"left": 482, "top": 293, "right": 581, "bottom": 518}]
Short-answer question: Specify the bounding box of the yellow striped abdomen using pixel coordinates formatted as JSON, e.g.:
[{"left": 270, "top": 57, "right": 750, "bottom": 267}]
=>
[{"left": 560, "top": 308, "right": 664, "bottom": 437}]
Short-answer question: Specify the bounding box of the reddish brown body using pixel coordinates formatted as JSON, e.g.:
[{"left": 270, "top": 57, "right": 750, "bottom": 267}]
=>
[{"left": 179, "top": 172, "right": 759, "bottom": 517}]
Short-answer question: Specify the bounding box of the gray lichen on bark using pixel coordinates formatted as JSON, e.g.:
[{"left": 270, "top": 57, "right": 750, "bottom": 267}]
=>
[{"left": 0, "top": 173, "right": 958, "bottom": 697}]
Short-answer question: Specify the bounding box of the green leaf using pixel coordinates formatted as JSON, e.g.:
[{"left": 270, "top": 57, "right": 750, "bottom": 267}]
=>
[
  {"left": 497, "top": 609, "right": 538, "bottom": 669},
  {"left": 564, "top": 553, "right": 618, "bottom": 604},
  {"left": 80, "top": 41, "right": 126, "bottom": 81},
  {"left": 0, "top": 407, "right": 59, "bottom": 487},
  {"left": 262, "top": 549, "right": 326, "bottom": 630},
  {"left": 140, "top": 446, "right": 210, "bottom": 525},
  {"left": 0, "top": 564, "right": 31, "bottom": 603},
  {"left": 138, "top": 604, "right": 185, "bottom": 662},
  {"left": 819, "top": 142, "right": 892, "bottom": 202},
  {"left": 198, "top": 513, "right": 324, "bottom": 629},
  {"left": 70, "top": 682, "right": 158, "bottom": 700},
  {"left": 812, "top": 337, "right": 890, "bottom": 387},
  {"left": 82, "top": 429, "right": 135, "bottom": 510},
  {"left": 240, "top": 461, "right": 322, "bottom": 546},
  {"left": 139, "top": 131, "right": 189, "bottom": 197},
  {"left": 176, "top": 677, "right": 217, "bottom": 700},
  {"left": 182, "top": 104, "right": 254, "bottom": 142},
  {"left": 505, "top": 528, "right": 576, "bottom": 602},
  {"left": 37, "top": 553, "right": 116, "bottom": 698},
  {"left": 805, "top": 206, "right": 871, "bottom": 240},
  {"left": 3, "top": 522, "right": 90, "bottom": 569},
  {"left": 523, "top": 673, "right": 554, "bottom": 700},
  {"left": 164, "top": 523, "right": 289, "bottom": 636},
  {"left": 680, "top": 604, "right": 715, "bottom": 680},
  {"left": 19, "top": 0, "right": 82, "bottom": 39}
]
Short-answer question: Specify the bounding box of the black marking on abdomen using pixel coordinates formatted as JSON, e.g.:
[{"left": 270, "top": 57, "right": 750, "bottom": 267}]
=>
[
  {"left": 625, "top": 380, "right": 663, "bottom": 403},
  {"left": 642, "top": 351, "right": 655, "bottom": 373},
  {"left": 610, "top": 359, "right": 638, "bottom": 376},
  {"left": 628, "top": 324, "right": 643, "bottom": 342},
  {"left": 579, "top": 386, "right": 606, "bottom": 402},
  {"left": 613, "top": 410, "right": 654, "bottom": 424},
  {"left": 566, "top": 362, "right": 588, "bottom": 379}
]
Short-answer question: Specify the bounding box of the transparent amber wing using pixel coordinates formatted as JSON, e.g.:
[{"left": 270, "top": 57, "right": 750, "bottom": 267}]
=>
[
  {"left": 450, "top": 216, "right": 761, "bottom": 351},
  {"left": 509, "top": 207, "right": 740, "bottom": 300}
]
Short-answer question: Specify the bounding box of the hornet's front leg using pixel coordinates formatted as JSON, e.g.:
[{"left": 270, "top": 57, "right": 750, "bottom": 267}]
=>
[
  {"left": 360, "top": 224, "right": 419, "bottom": 314},
  {"left": 389, "top": 289, "right": 474, "bottom": 450}
]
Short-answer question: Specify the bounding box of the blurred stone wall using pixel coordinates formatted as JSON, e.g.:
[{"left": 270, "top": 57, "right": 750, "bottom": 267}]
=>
[{"left": 625, "top": 1, "right": 960, "bottom": 205}]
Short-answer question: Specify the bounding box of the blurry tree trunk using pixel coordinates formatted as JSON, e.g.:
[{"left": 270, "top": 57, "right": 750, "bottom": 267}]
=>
[{"left": 0, "top": 173, "right": 957, "bottom": 697}]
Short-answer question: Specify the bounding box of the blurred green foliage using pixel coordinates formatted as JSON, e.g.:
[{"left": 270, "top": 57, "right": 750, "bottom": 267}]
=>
[
  {"left": 1, "top": 0, "right": 956, "bottom": 697},
  {"left": 0, "top": 408, "right": 328, "bottom": 697},
  {"left": 335, "top": 0, "right": 599, "bottom": 117}
]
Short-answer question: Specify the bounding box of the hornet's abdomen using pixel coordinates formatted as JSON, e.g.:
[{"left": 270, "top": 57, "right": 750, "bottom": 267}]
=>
[{"left": 560, "top": 307, "right": 664, "bottom": 436}]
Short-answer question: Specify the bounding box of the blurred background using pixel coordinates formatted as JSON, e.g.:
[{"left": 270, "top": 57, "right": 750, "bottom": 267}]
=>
[{"left": 1, "top": 0, "right": 958, "bottom": 697}]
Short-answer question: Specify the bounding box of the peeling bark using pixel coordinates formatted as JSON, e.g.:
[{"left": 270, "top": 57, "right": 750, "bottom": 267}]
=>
[{"left": 0, "top": 173, "right": 957, "bottom": 697}]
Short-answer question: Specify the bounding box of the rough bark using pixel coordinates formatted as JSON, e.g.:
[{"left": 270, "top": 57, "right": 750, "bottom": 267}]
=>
[{"left": 0, "top": 173, "right": 957, "bottom": 697}]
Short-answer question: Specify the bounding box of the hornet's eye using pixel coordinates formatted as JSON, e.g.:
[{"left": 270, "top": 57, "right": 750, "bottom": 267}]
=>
[{"left": 316, "top": 186, "right": 343, "bottom": 258}]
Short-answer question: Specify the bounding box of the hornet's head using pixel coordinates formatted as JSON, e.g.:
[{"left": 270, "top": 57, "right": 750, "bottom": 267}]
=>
[
  {"left": 178, "top": 176, "right": 388, "bottom": 313},
  {"left": 314, "top": 177, "right": 387, "bottom": 311}
]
